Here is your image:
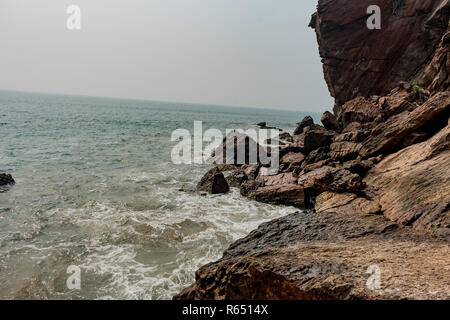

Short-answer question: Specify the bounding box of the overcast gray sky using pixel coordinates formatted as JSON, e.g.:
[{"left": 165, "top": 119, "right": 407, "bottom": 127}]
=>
[{"left": 0, "top": 0, "right": 333, "bottom": 112}]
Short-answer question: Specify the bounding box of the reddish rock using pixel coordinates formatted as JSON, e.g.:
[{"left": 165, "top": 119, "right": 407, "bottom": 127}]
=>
[
  {"left": 343, "top": 159, "right": 374, "bottom": 176},
  {"left": 414, "top": 11, "right": 450, "bottom": 94},
  {"left": 329, "top": 141, "right": 362, "bottom": 161},
  {"left": 337, "top": 97, "right": 381, "bottom": 128},
  {"left": 257, "top": 172, "right": 298, "bottom": 186},
  {"left": 298, "top": 166, "right": 365, "bottom": 193},
  {"left": 329, "top": 129, "right": 370, "bottom": 161},
  {"left": 280, "top": 152, "right": 305, "bottom": 171},
  {"left": 378, "top": 90, "right": 415, "bottom": 120},
  {"left": 301, "top": 125, "right": 335, "bottom": 154},
  {"left": 360, "top": 91, "right": 450, "bottom": 158},
  {"left": 364, "top": 121, "right": 450, "bottom": 234},
  {"left": 310, "top": 0, "right": 450, "bottom": 110}
]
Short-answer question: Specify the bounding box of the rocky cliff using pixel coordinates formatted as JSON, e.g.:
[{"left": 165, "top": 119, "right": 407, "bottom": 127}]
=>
[
  {"left": 175, "top": 0, "right": 450, "bottom": 300},
  {"left": 310, "top": 0, "right": 449, "bottom": 112}
]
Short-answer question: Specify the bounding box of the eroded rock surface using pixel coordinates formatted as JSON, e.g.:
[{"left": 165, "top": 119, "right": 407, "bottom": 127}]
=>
[{"left": 175, "top": 211, "right": 450, "bottom": 300}]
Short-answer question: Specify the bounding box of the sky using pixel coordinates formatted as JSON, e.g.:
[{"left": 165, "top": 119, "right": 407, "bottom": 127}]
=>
[{"left": 0, "top": 0, "right": 333, "bottom": 112}]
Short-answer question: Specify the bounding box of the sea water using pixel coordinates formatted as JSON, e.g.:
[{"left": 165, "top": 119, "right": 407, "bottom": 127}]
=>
[{"left": 0, "top": 90, "right": 320, "bottom": 299}]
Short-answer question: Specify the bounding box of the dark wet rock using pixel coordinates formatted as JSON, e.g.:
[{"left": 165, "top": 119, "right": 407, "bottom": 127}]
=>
[
  {"left": 301, "top": 146, "right": 330, "bottom": 166},
  {"left": 321, "top": 111, "right": 341, "bottom": 132},
  {"left": 279, "top": 144, "right": 305, "bottom": 160},
  {"left": 293, "top": 116, "right": 314, "bottom": 135},
  {"left": 197, "top": 167, "right": 230, "bottom": 194},
  {"left": 225, "top": 163, "right": 261, "bottom": 189},
  {"left": 0, "top": 173, "right": 15, "bottom": 186}
]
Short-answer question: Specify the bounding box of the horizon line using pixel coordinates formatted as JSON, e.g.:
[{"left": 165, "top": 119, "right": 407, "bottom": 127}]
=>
[{"left": 0, "top": 88, "right": 326, "bottom": 115}]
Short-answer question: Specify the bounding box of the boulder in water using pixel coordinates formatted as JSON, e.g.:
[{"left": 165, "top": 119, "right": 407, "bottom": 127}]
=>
[
  {"left": 197, "top": 167, "right": 230, "bottom": 194},
  {"left": 0, "top": 173, "right": 15, "bottom": 186}
]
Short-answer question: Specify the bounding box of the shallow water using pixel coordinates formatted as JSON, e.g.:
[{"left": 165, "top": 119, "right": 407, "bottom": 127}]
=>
[{"left": 0, "top": 90, "right": 318, "bottom": 299}]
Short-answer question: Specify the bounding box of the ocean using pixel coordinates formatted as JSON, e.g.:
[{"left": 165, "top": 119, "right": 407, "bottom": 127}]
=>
[{"left": 0, "top": 90, "right": 320, "bottom": 299}]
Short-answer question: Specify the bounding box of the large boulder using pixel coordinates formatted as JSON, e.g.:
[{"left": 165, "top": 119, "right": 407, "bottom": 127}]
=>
[
  {"left": 321, "top": 111, "right": 341, "bottom": 132},
  {"left": 197, "top": 167, "right": 230, "bottom": 194}
]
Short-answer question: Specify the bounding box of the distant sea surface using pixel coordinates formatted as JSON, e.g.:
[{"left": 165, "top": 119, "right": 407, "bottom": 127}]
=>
[{"left": 0, "top": 90, "right": 321, "bottom": 299}]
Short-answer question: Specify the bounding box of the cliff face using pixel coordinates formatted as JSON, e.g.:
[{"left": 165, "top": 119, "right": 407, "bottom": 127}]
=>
[
  {"left": 310, "top": 0, "right": 450, "bottom": 111},
  {"left": 176, "top": 0, "right": 450, "bottom": 300}
]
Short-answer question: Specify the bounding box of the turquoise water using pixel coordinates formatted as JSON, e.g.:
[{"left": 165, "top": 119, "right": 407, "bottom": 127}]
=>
[{"left": 0, "top": 90, "right": 319, "bottom": 299}]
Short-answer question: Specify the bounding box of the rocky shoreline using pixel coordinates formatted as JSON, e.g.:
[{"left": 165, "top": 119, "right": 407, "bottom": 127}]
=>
[{"left": 175, "top": 0, "right": 450, "bottom": 300}]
